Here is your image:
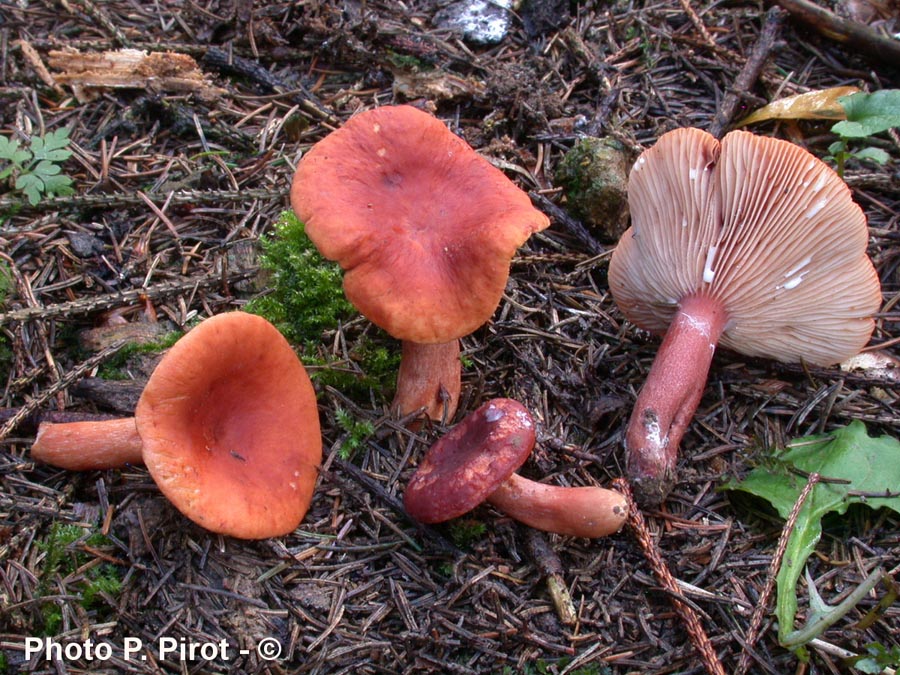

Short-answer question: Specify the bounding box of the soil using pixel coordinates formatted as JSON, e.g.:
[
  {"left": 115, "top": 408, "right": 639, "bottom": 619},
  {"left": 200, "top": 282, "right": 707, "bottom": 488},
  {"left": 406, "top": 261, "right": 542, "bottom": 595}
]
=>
[{"left": 1, "top": 1, "right": 899, "bottom": 674}]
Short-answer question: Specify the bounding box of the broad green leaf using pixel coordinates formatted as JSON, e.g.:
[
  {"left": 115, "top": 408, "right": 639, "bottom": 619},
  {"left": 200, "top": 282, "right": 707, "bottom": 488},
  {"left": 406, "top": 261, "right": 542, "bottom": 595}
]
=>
[
  {"left": 832, "top": 90, "right": 900, "bottom": 138},
  {"left": 736, "top": 86, "right": 859, "bottom": 127},
  {"left": 726, "top": 421, "right": 900, "bottom": 652},
  {"left": 850, "top": 147, "right": 890, "bottom": 165}
]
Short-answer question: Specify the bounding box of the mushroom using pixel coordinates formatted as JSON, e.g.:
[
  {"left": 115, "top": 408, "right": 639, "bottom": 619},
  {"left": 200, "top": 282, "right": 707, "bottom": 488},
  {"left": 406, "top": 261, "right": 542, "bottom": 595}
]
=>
[
  {"left": 609, "top": 127, "right": 882, "bottom": 505},
  {"left": 403, "top": 398, "right": 627, "bottom": 538},
  {"left": 290, "top": 105, "right": 549, "bottom": 423},
  {"left": 31, "top": 311, "right": 322, "bottom": 539}
]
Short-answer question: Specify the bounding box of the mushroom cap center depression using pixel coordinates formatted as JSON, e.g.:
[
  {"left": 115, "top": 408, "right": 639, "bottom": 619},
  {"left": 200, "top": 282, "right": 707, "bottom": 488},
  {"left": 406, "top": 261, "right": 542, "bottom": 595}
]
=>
[{"left": 136, "top": 312, "right": 321, "bottom": 539}]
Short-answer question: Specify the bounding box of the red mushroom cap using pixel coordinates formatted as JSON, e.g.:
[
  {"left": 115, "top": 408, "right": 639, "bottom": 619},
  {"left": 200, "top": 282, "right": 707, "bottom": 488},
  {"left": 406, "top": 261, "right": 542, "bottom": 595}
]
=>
[
  {"left": 403, "top": 398, "right": 535, "bottom": 523},
  {"left": 136, "top": 312, "right": 322, "bottom": 539},
  {"left": 290, "top": 105, "right": 550, "bottom": 344}
]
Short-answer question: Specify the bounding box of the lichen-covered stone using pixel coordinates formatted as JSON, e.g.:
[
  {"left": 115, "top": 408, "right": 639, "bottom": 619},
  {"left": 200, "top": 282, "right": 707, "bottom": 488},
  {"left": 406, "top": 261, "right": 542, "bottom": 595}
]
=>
[{"left": 554, "top": 137, "right": 631, "bottom": 242}]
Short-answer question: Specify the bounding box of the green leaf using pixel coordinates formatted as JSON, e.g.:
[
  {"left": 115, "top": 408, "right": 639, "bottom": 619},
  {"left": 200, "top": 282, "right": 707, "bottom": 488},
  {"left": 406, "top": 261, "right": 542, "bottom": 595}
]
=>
[
  {"left": 15, "top": 173, "right": 44, "bottom": 206},
  {"left": 850, "top": 642, "right": 900, "bottom": 673},
  {"left": 832, "top": 90, "right": 900, "bottom": 138},
  {"left": 850, "top": 147, "right": 890, "bottom": 165},
  {"left": 40, "top": 173, "right": 75, "bottom": 198},
  {"left": 0, "top": 135, "right": 32, "bottom": 166},
  {"left": 29, "top": 127, "right": 73, "bottom": 163},
  {"left": 31, "top": 159, "right": 62, "bottom": 178},
  {"left": 726, "top": 421, "right": 900, "bottom": 652}
]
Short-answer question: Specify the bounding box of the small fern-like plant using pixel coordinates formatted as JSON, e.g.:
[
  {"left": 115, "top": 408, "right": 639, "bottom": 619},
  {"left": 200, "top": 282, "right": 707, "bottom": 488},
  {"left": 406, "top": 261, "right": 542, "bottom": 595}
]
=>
[
  {"left": 335, "top": 407, "right": 375, "bottom": 460},
  {"left": 0, "top": 128, "right": 75, "bottom": 205}
]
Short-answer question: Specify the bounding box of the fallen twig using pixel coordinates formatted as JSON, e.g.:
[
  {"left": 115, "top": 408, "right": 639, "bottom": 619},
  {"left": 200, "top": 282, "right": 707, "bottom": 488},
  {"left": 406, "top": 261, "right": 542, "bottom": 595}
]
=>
[
  {"left": 0, "top": 338, "right": 130, "bottom": 441},
  {"left": 612, "top": 478, "right": 727, "bottom": 675},
  {"left": 735, "top": 472, "right": 820, "bottom": 675},
  {"left": 0, "top": 267, "right": 258, "bottom": 325},
  {"left": 709, "top": 7, "right": 786, "bottom": 139},
  {"left": 774, "top": 0, "right": 900, "bottom": 66},
  {"left": 523, "top": 528, "right": 577, "bottom": 626}
]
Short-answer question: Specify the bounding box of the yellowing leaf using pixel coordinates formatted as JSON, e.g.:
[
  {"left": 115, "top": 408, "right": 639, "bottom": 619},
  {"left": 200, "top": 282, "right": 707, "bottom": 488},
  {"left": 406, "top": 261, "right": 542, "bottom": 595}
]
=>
[{"left": 736, "top": 86, "right": 860, "bottom": 127}]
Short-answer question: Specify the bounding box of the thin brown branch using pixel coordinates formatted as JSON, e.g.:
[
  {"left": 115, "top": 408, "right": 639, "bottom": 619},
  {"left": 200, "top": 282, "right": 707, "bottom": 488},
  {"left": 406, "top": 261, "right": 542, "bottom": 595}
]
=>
[{"left": 612, "top": 478, "right": 727, "bottom": 675}]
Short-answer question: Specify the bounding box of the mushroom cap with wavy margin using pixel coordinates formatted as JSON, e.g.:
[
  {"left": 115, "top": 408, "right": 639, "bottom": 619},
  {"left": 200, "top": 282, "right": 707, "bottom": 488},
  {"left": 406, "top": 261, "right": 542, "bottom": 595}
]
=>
[
  {"left": 291, "top": 105, "right": 550, "bottom": 345},
  {"left": 137, "top": 312, "right": 322, "bottom": 539},
  {"left": 609, "top": 127, "right": 881, "bottom": 366}
]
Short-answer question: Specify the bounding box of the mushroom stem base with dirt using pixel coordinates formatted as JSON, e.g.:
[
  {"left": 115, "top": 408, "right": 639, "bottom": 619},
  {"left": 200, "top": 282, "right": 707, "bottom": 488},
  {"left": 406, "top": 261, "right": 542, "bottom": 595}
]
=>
[
  {"left": 32, "top": 417, "right": 144, "bottom": 471},
  {"left": 393, "top": 339, "right": 461, "bottom": 423},
  {"left": 626, "top": 293, "right": 729, "bottom": 506},
  {"left": 488, "top": 473, "right": 627, "bottom": 538}
]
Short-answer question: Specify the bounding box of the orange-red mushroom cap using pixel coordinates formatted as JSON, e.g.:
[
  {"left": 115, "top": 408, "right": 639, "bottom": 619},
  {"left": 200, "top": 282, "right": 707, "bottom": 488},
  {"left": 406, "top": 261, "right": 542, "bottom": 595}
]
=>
[
  {"left": 136, "top": 312, "right": 321, "bottom": 539},
  {"left": 290, "top": 105, "right": 550, "bottom": 345},
  {"left": 403, "top": 398, "right": 535, "bottom": 523}
]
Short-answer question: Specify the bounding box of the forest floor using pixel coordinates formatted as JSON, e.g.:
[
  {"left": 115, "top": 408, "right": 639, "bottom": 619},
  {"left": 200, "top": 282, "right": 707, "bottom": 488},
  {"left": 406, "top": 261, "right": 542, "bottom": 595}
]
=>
[{"left": 1, "top": 1, "right": 899, "bottom": 674}]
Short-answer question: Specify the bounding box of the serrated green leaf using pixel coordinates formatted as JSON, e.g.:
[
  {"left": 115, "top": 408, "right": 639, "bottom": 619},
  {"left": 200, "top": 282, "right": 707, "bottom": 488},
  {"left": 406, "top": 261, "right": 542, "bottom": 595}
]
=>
[
  {"left": 15, "top": 173, "right": 43, "bottom": 205},
  {"left": 41, "top": 173, "right": 74, "bottom": 198},
  {"left": 726, "top": 421, "right": 900, "bottom": 652},
  {"left": 832, "top": 90, "right": 900, "bottom": 138},
  {"left": 0, "top": 135, "right": 32, "bottom": 166},
  {"left": 29, "top": 129, "right": 73, "bottom": 163}
]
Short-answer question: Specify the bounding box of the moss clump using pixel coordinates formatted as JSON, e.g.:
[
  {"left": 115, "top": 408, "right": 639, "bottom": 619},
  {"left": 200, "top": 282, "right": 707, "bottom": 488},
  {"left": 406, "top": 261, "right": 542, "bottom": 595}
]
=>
[
  {"left": 246, "top": 211, "right": 355, "bottom": 348},
  {"left": 37, "top": 523, "right": 124, "bottom": 634},
  {"left": 96, "top": 331, "right": 182, "bottom": 379},
  {"left": 305, "top": 337, "right": 401, "bottom": 403},
  {"left": 554, "top": 137, "right": 631, "bottom": 241}
]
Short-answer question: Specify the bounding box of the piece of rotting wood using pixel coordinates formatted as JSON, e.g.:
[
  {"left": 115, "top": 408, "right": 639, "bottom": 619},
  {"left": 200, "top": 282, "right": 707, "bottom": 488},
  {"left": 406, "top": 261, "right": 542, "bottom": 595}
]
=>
[{"left": 47, "top": 48, "right": 226, "bottom": 102}]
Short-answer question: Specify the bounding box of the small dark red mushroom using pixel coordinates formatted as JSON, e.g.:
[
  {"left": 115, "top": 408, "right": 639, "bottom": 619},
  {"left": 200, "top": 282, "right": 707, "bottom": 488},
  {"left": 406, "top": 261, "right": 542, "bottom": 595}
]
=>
[{"left": 404, "top": 398, "right": 627, "bottom": 538}]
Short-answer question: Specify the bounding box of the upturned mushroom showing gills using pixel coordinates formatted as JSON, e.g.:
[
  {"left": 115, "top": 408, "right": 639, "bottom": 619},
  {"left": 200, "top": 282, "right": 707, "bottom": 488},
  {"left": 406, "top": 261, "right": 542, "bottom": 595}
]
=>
[
  {"left": 31, "top": 312, "right": 322, "bottom": 539},
  {"left": 290, "top": 105, "right": 550, "bottom": 423},
  {"left": 404, "top": 398, "right": 627, "bottom": 538},
  {"left": 609, "top": 127, "right": 882, "bottom": 506}
]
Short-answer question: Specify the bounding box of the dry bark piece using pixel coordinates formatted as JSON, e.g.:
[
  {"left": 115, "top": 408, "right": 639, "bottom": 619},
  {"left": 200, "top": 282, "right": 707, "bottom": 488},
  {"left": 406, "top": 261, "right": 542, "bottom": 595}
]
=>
[
  {"left": 609, "top": 127, "right": 882, "bottom": 506},
  {"left": 31, "top": 312, "right": 322, "bottom": 540},
  {"left": 48, "top": 48, "right": 225, "bottom": 102},
  {"left": 291, "top": 105, "right": 549, "bottom": 422},
  {"left": 404, "top": 398, "right": 627, "bottom": 538}
]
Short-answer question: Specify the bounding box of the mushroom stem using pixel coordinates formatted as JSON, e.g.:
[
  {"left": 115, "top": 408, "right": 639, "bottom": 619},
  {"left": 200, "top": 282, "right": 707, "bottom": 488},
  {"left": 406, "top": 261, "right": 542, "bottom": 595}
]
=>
[
  {"left": 626, "top": 293, "right": 729, "bottom": 505},
  {"left": 488, "top": 473, "right": 627, "bottom": 538},
  {"left": 393, "top": 339, "right": 461, "bottom": 422},
  {"left": 31, "top": 418, "right": 144, "bottom": 471}
]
